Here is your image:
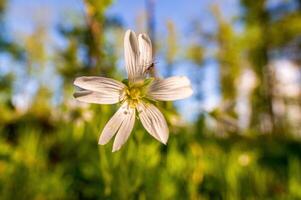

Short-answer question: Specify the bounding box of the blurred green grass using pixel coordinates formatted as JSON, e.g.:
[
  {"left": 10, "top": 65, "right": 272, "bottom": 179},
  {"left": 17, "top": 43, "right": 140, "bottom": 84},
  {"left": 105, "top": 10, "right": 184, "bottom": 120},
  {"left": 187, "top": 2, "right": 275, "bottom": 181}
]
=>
[{"left": 1, "top": 106, "right": 301, "bottom": 199}]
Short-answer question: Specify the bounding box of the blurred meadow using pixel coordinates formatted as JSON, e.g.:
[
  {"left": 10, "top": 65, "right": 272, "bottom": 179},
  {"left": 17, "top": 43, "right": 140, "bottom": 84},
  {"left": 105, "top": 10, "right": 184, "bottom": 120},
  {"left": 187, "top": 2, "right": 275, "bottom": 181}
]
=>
[{"left": 1, "top": 0, "right": 301, "bottom": 199}]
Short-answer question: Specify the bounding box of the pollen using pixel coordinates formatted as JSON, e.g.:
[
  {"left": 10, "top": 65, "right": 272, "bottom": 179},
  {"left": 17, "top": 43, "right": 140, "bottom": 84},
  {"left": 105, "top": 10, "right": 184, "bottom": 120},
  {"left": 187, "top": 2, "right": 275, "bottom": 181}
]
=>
[{"left": 125, "top": 85, "right": 145, "bottom": 107}]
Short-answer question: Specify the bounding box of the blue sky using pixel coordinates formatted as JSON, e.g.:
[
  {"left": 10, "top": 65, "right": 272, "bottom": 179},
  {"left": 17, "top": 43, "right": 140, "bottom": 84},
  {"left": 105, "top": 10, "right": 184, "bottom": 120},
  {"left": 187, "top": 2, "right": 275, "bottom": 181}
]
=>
[{"left": 3, "top": 0, "right": 240, "bottom": 121}]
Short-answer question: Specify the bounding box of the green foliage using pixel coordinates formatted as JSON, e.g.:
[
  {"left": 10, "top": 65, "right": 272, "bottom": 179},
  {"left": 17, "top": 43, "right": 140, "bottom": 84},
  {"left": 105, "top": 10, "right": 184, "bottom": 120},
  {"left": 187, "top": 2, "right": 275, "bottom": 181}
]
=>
[{"left": 213, "top": 7, "right": 242, "bottom": 102}]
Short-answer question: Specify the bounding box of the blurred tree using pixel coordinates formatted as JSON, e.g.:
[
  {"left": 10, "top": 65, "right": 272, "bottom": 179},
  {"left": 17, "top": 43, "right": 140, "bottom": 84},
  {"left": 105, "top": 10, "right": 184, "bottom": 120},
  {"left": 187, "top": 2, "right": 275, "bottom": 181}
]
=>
[
  {"left": 0, "top": 0, "right": 22, "bottom": 126},
  {"left": 0, "top": 0, "right": 23, "bottom": 59},
  {"left": 57, "top": 0, "right": 115, "bottom": 86},
  {"left": 213, "top": 6, "right": 241, "bottom": 108},
  {"left": 165, "top": 20, "right": 178, "bottom": 77},
  {"left": 82, "top": 0, "right": 112, "bottom": 73},
  {"left": 146, "top": 0, "right": 156, "bottom": 46},
  {"left": 241, "top": 0, "right": 277, "bottom": 134},
  {"left": 241, "top": 0, "right": 301, "bottom": 135}
]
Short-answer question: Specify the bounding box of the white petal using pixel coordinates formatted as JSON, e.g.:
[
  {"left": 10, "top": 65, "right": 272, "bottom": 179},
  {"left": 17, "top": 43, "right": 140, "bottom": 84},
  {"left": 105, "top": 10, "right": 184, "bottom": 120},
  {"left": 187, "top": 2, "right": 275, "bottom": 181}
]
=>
[
  {"left": 112, "top": 107, "right": 135, "bottom": 152},
  {"left": 98, "top": 102, "right": 135, "bottom": 146},
  {"left": 74, "top": 76, "right": 125, "bottom": 93},
  {"left": 124, "top": 30, "right": 140, "bottom": 80},
  {"left": 137, "top": 102, "right": 169, "bottom": 144},
  {"left": 138, "top": 33, "right": 152, "bottom": 73},
  {"left": 147, "top": 76, "right": 193, "bottom": 101},
  {"left": 74, "top": 76, "right": 125, "bottom": 104},
  {"left": 73, "top": 90, "right": 123, "bottom": 104}
]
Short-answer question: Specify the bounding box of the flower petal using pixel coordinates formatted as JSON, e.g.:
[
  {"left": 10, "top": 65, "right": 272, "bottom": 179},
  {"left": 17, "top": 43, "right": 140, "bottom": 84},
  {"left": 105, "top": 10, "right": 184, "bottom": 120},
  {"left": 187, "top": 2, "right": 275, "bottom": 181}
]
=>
[
  {"left": 98, "top": 102, "right": 135, "bottom": 146},
  {"left": 147, "top": 76, "right": 193, "bottom": 101},
  {"left": 112, "top": 106, "right": 136, "bottom": 152},
  {"left": 137, "top": 102, "right": 169, "bottom": 144},
  {"left": 74, "top": 76, "right": 125, "bottom": 93},
  {"left": 138, "top": 33, "right": 152, "bottom": 74},
  {"left": 74, "top": 90, "right": 123, "bottom": 104},
  {"left": 124, "top": 30, "right": 140, "bottom": 80},
  {"left": 73, "top": 76, "right": 125, "bottom": 104}
]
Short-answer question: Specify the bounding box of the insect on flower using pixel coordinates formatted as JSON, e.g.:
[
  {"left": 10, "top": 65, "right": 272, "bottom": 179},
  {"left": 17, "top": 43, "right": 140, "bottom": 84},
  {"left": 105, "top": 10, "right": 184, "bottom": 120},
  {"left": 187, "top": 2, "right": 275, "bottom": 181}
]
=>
[
  {"left": 73, "top": 29, "right": 193, "bottom": 152},
  {"left": 143, "top": 61, "right": 158, "bottom": 77},
  {"left": 146, "top": 62, "right": 155, "bottom": 71}
]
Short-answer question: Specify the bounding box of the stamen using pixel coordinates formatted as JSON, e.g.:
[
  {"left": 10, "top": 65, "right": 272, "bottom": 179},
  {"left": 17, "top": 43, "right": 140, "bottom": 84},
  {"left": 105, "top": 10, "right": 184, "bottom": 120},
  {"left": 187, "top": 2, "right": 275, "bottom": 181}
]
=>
[{"left": 125, "top": 84, "right": 144, "bottom": 107}]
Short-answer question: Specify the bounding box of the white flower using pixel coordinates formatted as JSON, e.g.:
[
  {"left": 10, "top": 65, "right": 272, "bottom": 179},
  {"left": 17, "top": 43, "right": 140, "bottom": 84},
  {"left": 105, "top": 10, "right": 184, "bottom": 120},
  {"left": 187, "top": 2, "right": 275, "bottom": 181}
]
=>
[{"left": 74, "top": 30, "right": 193, "bottom": 152}]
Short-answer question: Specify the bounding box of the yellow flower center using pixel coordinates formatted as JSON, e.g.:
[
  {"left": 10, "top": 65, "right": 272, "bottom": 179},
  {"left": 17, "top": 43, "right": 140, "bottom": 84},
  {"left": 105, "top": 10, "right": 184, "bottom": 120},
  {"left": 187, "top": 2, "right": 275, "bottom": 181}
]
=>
[
  {"left": 121, "top": 78, "right": 154, "bottom": 108},
  {"left": 127, "top": 87, "right": 141, "bottom": 100},
  {"left": 125, "top": 85, "right": 145, "bottom": 108}
]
